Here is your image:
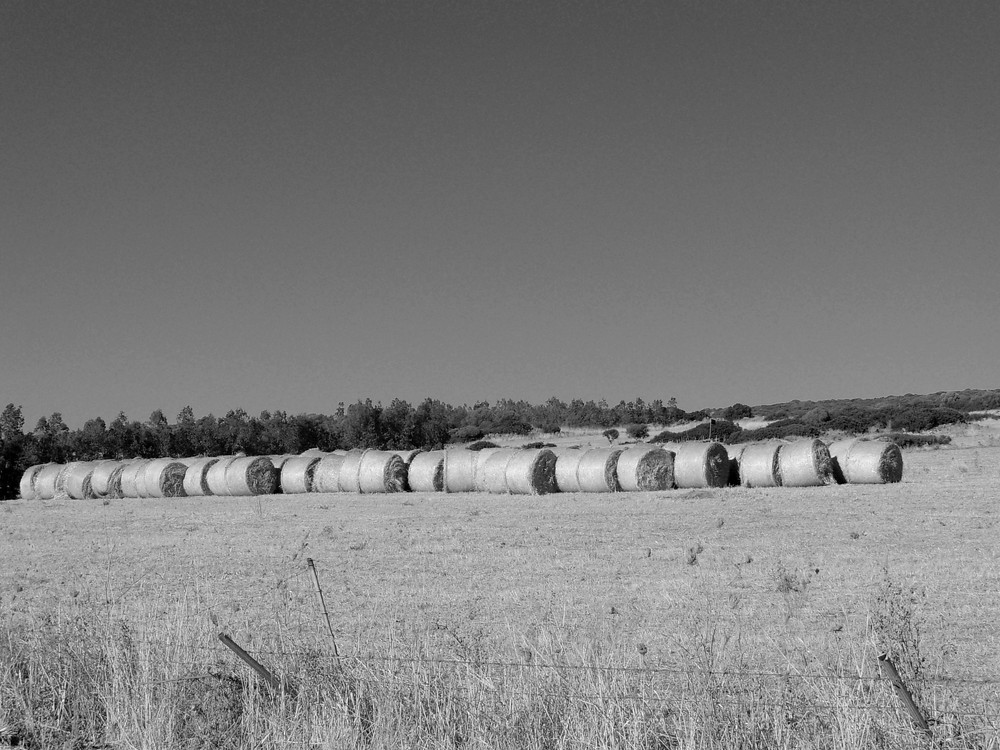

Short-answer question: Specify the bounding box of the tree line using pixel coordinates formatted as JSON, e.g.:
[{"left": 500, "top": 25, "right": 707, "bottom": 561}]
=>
[{"left": 0, "top": 397, "right": 699, "bottom": 499}]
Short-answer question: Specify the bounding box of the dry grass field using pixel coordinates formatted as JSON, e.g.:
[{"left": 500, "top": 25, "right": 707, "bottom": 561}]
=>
[{"left": 3, "top": 433, "right": 1000, "bottom": 748}]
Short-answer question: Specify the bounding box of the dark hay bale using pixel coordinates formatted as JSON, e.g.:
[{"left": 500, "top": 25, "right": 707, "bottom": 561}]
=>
[{"left": 225, "top": 456, "right": 278, "bottom": 496}]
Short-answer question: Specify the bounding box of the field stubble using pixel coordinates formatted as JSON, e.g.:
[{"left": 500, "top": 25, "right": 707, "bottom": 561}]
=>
[{"left": 2, "top": 445, "right": 1000, "bottom": 748}]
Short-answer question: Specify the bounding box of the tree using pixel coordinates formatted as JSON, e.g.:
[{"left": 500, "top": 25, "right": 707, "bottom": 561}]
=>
[
  {"left": 626, "top": 423, "right": 649, "bottom": 440},
  {"left": 0, "top": 404, "right": 24, "bottom": 443},
  {"left": 602, "top": 428, "right": 619, "bottom": 444}
]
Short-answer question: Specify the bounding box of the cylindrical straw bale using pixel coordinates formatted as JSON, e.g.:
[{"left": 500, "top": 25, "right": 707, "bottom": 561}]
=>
[
  {"left": 280, "top": 456, "right": 321, "bottom": 494},
  {"left": 337, "top": 450, "right": 368, "bottom": 493},
  {"left": 183, "top": 457, "right": 219, "bottom": 497},
  {"left": 225, "top": 456, "right": 278, "bottom": 496},
  {"left": 119, "top": 460, "right": 151, "bottom": 498},
  {"left": 576, "top": 448, "right": 625, "bottom": 492},
  {"left": 553, "top": 449, "right": 586, "bottom": 492},
  {"left": 739, "top": 442, "right": 782, "bottom": 488},
  {"left": 34, "top": 463, "right": 64, "bottom": 500},
  {"left": 828, "top": 439, "right": 903, "bottom": 484},
  {"left": 312, "top": 453, "right": 347, "bottom": 493},
  {"left": 106, "top": 464, "right": 127, "bottom": 498},
  {"left": 89, "top": 460, "right": 122, "bottom": 497},
  {"left": 142, "top": 458, "right": 176, "bottom": 498},
  {"left": 722, "top": 444, "right": 747, "bottom": 486},
  {"left": 660, "top": 442, "right": 729, "bottom": 488},
  {"left": 443, "top": 450, "right": 477, "bottom": 493},
  {"left": 268, "top": 454, "right": 297, "bottom": 471},
  {"left": 205, "top": 457, "right": 236, "bottom": 496},
  {"left": 407, "top": 451, "right": 445, "bottom": 492},
  {"left": 617, "top": 446, "right": 674, "bottom": 492},
  {"left": 479, "top": 449, "right": 518, "bottom": 494},
  {"left": 357, "top": 450, "right": 408, "bottom": 493},
  {"left": 19, "top": 463, "right": 48, "bottom": 500},
  {"left": 777, "top": 439, "right": 834, "bottom": 487},
  {"left": 472, "top": 448, "right": 503, "bottom": 492},
  {"left": 505, "top": 449, "right": 559, "bottom": 495},
  {"left": 158, "top": 462, "right": 189, "bottom": 497},
  {"left": 63, "top": 462, "right": 99, "bottom": 500}
]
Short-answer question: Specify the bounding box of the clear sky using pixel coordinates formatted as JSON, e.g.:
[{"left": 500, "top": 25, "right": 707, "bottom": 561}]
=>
[{"left": 3, "top": 1, "right": 999, "bottom": 428}]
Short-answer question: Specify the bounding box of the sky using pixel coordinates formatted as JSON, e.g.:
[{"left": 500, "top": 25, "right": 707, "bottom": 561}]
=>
[{"left": 2, "top": 1, "right": 999, "bottom": 428}]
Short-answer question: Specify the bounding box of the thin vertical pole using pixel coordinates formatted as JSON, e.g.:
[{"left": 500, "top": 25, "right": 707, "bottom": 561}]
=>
[{"left": 307, "top": 558, "right": 340, "bottom": 659}]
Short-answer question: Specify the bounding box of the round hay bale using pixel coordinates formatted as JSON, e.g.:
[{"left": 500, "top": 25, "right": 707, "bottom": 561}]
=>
[
  {"left": 225, "top": 456, "right": 278, "bottom": 496},
  {"left": 472, "top": 448, "right": 503, "bottom": 492},
  {"left": 205, "top": 457, "right": 237, "bottom": 496},
  {"left": 553, "top": 449, "right": 586, "bottom": 492},
  {"left": 660, "top": 442, "right": 729, "bottom": 488},
  {"left": 337, "top": 450, "right": 368, "bottom": 493},
  {"left": 577, "top": 448, "right": 625, "bottom": 492},
  {"left": 777, "top": 439, "right": 834, "bottom": 487},
  {"left": 299, "top": 448, "right": 328, "bottom": 457},
  {"left": 408, "top": 451, "right": 444, "bottom": 492},
  {"left": 158, "top": 461, "right": 189, "bottom": 497},
  {"left": 19, "top": 463, "right": 48, "bottom": 500},
  {"left": 722, "top": 444, "right": 747, "bottom": 486},
  {"left": 142, "top": 458, "right": 176, "bottom": 498},
  {"left": 443, "top": 450, "right": 477, "bottom": 493},
  {"left": 479, "top": 449, "right": 519, "bottom": 494},
  {"left": 357, "top": 450, "right": 408, "bottom": 493},
  {"left": 268, "top": 454, "right": 298, "bottom": 471},
  {"left": 505, "top": 449, "right": 558, "bottom": 495},
  {"left": 89, "top": 460, "right": 122, "bottom": 497},
  {"left": 63, "top": 462, "right": 99, "bottom": 500},
  {"left": 118, "top": 460, "right": 151, "bottom": 498},
  {"left": 739, "top": 442, "right": 781, "bottom": 488},
  {"left": 183, "top": 457, "right": 220, "bottom": 497},
  {"left": 392, "top": 449, "right": 425, "bottom": 490},
  {"left": 617, "top": 446, "right": 674, "bottom": 492},
  {"left": 280, "top": 456, "right": 321, "bottom": 494},
  {"left": 34, "top": 463, "right": 65, "bottom": 500},
  {"left": 105, "top": 463, "right": 127, "bottom": 498},
  {"left": 828, "top": 439, "right": 903, "bottom": 484},
  {"left": 312, "top": 453, "right": 347, "bottom": 493}
]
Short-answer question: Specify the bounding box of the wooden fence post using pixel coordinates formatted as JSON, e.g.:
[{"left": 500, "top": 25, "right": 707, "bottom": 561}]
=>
[
  {"left": 307, "top": 557, "right": 341, "bottom": 661},
  {"left": 219, "top": 633, "right": 294, "bottom": 697},
  {"left": 877, "top": 652, "right": 932, "bottom": 738}
]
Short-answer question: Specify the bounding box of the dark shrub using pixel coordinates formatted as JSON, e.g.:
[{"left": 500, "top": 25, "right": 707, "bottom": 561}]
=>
[{"left": 626, "top": 423, "right": 649, "bottom": 440}]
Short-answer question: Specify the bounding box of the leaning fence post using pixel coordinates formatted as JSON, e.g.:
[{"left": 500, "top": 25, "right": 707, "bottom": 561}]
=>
[
  {"left": 307, "top": 557, "right": 341, "bottom": 661},
  {"left": 878, "top": 652, "right": 932, "bottom": 738},
  {"left": 219, "top": 633, "right": 294, "bottom": 696}
]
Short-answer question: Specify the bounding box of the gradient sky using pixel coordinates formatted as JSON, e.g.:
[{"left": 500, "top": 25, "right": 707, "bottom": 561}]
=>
[{"left": 3, "top": 1, "right": 999, "bottom": 428}]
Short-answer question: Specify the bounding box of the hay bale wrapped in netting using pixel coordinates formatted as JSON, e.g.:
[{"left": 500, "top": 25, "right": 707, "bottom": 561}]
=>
[
  {"left": 479, "top": 449, "right": 519, "bottom": 494},
  {"left": 33, "top": 463, "right": 65, "bottom": 500},
  {"left": 312, "top": 453, "right": 347, "bottom": 493},
  {"left": 336, "top": 450, "right": 369, "bottom": 493},
  {"left": 145, "top": 459, "right": 189, "bottom": 497},
  {"left": 828, "top": 439, "right": 903, "bottom": 484},
  {"left": 19, "top": 463, "right": 49, "bottom": 500},
  {"left": 738, "top": 442, "right": 782, "bottom": 488},
  {"left": 89, "top": 460, "right": 123, "bottom": 497},
  {"left": 576, "top": 448, "right": 625, "bottom": 492},
  {"left": 505, "top": 449, "right": 559, "bottom": 495},
  {"left": 280, "top": 456, "right": 321, "bottom": 494},
  {"left": 142, "top": 458, "right": 177, "bottom": 498},
  {"left": 617, "top": 446, "right": 674, "bottom": 492},
  {"left": 225, "top": 456, "right": 279, "bottom": 496},
  {"left": 183, "top": 457, "right": 219, "bottom": 497},
  {"left": 659, "top": 442, "right": 729, "bottom": 488},
  {"left": 473, "top": 448, "right": 503, "bottom": 492},
  {"left": 63, "top": 462, "right": 99, "bottom": 500},
  {"left": 407, "top": 451, "right": 444, "bottom": 492},
  {"left": 268, "top": 454, "right": 298, "bottom": 472},
  {"left": 105, "top": 464, "right": 127, "bottom": 498},
  {"left": 553, "top": 449, "right": 586, "bottom": 492},
  {"left": 722, "top": 444, "right": 747, "bottom": 486},
  {"left": 777, "top": 439, "right": 834, "bottom": 487},
  {"left": 205, "top": 457, "right": 236, "bottom": 496},
  {"left": 443, "top": 450, "right": 476, "bottom": 493},
  {"left": 118, "top": 460, "right": 151, "bottom": 498},
  {"left": 357, "top": 450, "right": 408, "bottom": 493}
]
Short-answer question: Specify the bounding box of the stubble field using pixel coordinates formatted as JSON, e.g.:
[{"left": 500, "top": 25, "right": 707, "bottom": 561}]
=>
[{"left": 3, "top": 439, "right": 1000, "bottom": 748}]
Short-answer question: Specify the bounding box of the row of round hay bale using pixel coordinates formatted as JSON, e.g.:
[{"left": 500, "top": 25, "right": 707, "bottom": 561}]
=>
[
  {"left": 576, "top": 447, "right": 625, "bottom": 492},
  {"left": 183, "top": 457, "right": 220, "bottom": 497},
  {"left": 225, "top": 456, "right": 279, "bottom": 496},
  {"left": 777, "top": 439, "right": 835, "bottom": 487},
  {"left": 313, "top": 453, "right": 347, "bottom": 493},
  {"left": 828, "top": 439, "right": 903, "bottom": 484},
  {"left": 616, "top": 446, "right": 674, "bottom": 491},
  {"left": 659, "top": 442, "right": 729, "bottom": 488},
  {"left": 280, "top": 456, "right": 321, "bottom": 494},
  {"left": 738, "top": 442, "right": 782, "bottom": 487},
  {"left": 553, "top": 448, "right": 586, "bottom": 492},
  {"left": 408, "top": 450, "right": 444, "bottom": 492},
  {"left": 63, "top": 461, "right": 98, "bottom": 499}
]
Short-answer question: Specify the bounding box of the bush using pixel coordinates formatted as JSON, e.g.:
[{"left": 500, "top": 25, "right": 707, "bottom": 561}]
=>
[
  {"left": 626, "top": 424, "right": 649, "bottom": 440},
  {"left": 450, "top": 425, "right": 485, "bottom": 443},
  {"left": 521, "top": 441, "right": 556, "bottom": 449},
  {"left": 652, "top": 420, "right": 741, "bottom": 444},
  {"left": 537, "top": 423, "right": 561, "bottom": 434},
  {"left": 467, "top": 440, "right": 500, "bottom": 451},
  {"left": 722, "top": 403, "right": 752, "bottom": 421},
  {"left": 602, "top": 429, "right": 619, "bottom": 443}
]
